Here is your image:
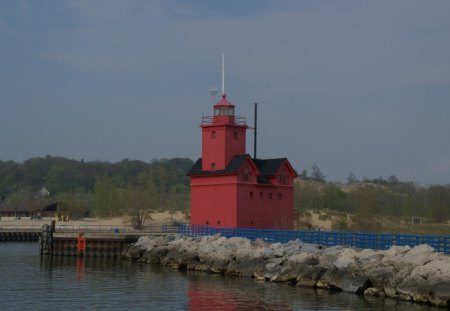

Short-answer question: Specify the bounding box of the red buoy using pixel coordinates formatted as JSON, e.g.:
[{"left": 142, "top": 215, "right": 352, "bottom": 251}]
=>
[{"left": 77, "top": 233, "right": 86, "bottom": 256}]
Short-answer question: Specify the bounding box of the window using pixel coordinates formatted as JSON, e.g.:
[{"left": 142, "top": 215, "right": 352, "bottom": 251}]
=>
[
  {"left": 206, "top": 221, "right": 210, "bottom": 225},
  {"left": 211, "top": 131, "right": 216, "bottom": 138},
  {"left": 259, "top": 192, "right": 264, "bottom": 199},
  {"left": 211, "top": 163, "right": 216, "bottom": 170},
  {"left": 240, "top": 167, "right": 250, "bottom": 182},
  {"left": 233, "top": 131, "right": 238, "bottom": 139},
  {"left": 278, "top": 193, "right": 282, "bottom": 200},
  {"left": 217, "top": 221, "right": 221, "bottom": 225},
  {"left": 269, "top": 193, "right": 273, "bottom": 200},
  {"left": 249, "top": 192, "right": 254, "bottom": 199},
  {"left": 214, "top": 107, "right": 234, "bottom": 116},
  {"left": 278, "top": 170, "right": 288, "bottom": 185}
]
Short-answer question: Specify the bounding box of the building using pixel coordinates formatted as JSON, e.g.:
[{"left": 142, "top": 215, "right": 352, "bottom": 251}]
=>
[
  {"left": 188, "top": 94, "right": 296, "bottom": 229},
  {"left": 0, "top": 201, "right": 57, "bottom": 219}
]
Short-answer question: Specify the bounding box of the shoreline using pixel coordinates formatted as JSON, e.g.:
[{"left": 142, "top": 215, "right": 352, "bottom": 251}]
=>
[
  {"left": 0, "top": 211, "right": 188, "bottom": 227},
  {"left": 122, "top": 234, "right": 450, "bottom": 307}
]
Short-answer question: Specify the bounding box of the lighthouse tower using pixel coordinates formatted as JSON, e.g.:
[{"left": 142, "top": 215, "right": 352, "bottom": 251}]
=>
[
  {"left": 201, "top": 94, "right": 247, "bottom": 171},
  {"left": 188, "top": 58, "right": 296, "bottom": 229}
]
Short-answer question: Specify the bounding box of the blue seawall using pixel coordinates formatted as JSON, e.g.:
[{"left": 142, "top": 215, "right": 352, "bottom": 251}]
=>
[{"left": 177, "top": 224, "right": 450, "bottom": 254}]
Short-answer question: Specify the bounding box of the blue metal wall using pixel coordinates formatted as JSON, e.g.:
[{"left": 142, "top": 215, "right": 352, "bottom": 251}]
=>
[{"left": 177, "top": 224, "right": 450, "bottom": 254}]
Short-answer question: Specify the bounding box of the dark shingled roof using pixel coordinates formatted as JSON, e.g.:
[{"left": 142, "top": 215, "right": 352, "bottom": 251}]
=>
[
  {"left": 187, "top": 154, "right": 248, "bottom": 176},
  {"left": 253, "top": 158, "right": 287, "bottom": 177},
  {"left": 0, "top": 201, "right": 57, "bottom": 213},
  {"left": 188, "top": 155, "right": 289, "bottom": 185}
]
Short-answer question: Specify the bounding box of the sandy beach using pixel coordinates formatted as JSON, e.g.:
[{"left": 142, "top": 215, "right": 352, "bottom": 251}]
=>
[
  {"left": 0, "top": 211, "right": 188, "bottom": 228},
  {"left": 1, "top": 210, "right": 334, "bottom": 230}
]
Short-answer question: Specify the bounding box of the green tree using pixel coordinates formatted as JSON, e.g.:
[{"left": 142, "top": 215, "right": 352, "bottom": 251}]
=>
[
  {"left": 311, "top": 163, "right": 326, "bottom": 183},
  {"left": 56, "top": 192, "right": 93, "bottom": 219},
  {"left": 93, "top": 176, "right": 123, "bottom": 217},
  {"left": 124, "top": 180, "right": 160, "bottom": 229},
  {"left": 7, "top": 190, "right": 30, "bottom": 219},
  {"left": 347, "top": 172, "right": 357, "bottom": 185},
  {"left": 323, "top": 183, "right": 348, "bottom": 211},
  {"left": 296, "top": 182, "right": 324, "bottom": 210},
  {"left": 166, "top": 184, "right": 190, "bottom": 216},
  {"left": 425, "top": 186, "right": 450, "bottom": 223},
  {"left": 299, "top": 169, "right": 308, "bottom": 180},
  {"left": 350, "top": 185, "right": 382, "bottom": 232}
]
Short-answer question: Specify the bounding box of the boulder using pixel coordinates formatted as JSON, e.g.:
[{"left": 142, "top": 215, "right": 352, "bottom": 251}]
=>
[
  {"left": 319, "top": 267, "right": 371, "bottom": 293},
  {"left": 121, "top": 234, "right": 450, "bottom": 307},
  {"left": 140, "top": 246, "right": 170, "bottom": 263},
  {"left": 262, "top": 257, "right": 284, "bottom": 280},
  {"left": 396, "top": 256, "right": 450, "bottom": 306},
  {"left": 121, "top": 244, "right": 146, "bottom": 261},
  {"left": 333, "top": 248, "right": 358, "bottom": 269}
]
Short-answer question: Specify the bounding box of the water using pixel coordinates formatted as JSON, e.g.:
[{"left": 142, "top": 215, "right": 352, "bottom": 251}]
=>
[{"left": 0, "top": 243, "right": 439, "bottom": 310}]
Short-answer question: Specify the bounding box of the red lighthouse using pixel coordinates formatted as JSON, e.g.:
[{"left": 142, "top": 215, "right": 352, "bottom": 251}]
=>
[{"left": 188, "top": 89, "right": 297, "bottom": 229}]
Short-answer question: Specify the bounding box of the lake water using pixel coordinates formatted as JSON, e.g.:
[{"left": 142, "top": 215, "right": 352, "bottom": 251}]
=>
[{"left": 0, "top": 243, "right": 438, "bottom": 310}]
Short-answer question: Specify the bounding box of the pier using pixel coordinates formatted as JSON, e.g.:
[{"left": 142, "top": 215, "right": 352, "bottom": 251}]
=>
[
  {"left": 0, "top": 225, "right": 41, "bottom": 241},
  {"left": 0, "top": 223, "right": 179, "bottom": 257},
  {"left": 3, "top": 223, "right": 450, "bottom": 256}
]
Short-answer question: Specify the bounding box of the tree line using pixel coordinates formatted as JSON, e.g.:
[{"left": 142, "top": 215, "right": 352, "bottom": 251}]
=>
[
  {"left": 0, "top": 156, "right": 192, "bottom": 227},
  {"left": 295, "top": 164, "right": 450, "bottom": 232},
  {"left": 1, "top": 157, "right": 449, "bottom": 232}
]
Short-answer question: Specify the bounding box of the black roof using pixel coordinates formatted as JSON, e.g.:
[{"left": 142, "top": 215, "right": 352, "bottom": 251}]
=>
[
  {"left": 188, "top": 154, "right": 289, "bottom": 185},
  {"left": 0, "top": 201, "right": 57, "bottom": 213},
  {"left": 253, "top": 158, "right": 288, "bottom": 176},
  {"left": 187, "top": 154, "right": 248, "bottom": 176}
]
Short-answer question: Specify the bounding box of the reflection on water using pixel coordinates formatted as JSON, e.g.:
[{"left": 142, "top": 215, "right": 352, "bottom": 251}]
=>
[
  {"left": 188, "top": 274, "right": 292, "bottom": 310},
  {"left": 187, "top": 274, "right": 444, "bottom": 311},
  {"left": 0, "top": 243, "right": 441, "bottom": 311}
]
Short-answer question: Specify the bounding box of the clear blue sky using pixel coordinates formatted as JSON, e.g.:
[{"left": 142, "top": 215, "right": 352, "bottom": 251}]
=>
[{"left": 1, "top": 0, "right": 450, "bottom": 185}]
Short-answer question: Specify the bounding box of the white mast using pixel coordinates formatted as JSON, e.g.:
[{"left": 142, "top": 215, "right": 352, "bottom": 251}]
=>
[{"left": 221, "top": 53, "right": 225, "bottom": 96}]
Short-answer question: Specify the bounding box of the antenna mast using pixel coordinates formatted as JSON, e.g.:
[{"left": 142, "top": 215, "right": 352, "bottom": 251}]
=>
[
  {"left": 221, "top": 53, "right": 225, "bottom": 96},
  {"left": 254, "top": 102, "right": 258, "bottom": 159}
]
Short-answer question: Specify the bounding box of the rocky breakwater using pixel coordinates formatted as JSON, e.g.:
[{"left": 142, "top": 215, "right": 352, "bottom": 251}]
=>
[{"left": 122, "top": 234, "right": 450, "bottom": 307}]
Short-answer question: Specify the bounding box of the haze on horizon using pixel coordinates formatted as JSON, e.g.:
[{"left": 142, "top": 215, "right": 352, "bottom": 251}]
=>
[{"left": 1, "top": 1, "right": 450, "bottom": 185}]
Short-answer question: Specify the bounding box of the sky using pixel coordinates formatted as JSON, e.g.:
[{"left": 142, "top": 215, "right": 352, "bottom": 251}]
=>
[{"left": 1, "top": 0, "right": 450, "bottom": 185}]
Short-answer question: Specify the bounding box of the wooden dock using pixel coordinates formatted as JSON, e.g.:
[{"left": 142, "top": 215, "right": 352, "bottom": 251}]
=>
[{"left": 1, "top": 223, "right": 178, "bottom": 257}]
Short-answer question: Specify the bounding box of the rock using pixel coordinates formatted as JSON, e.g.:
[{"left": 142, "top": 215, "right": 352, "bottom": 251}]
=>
[
  {"left": 253, "top": 238, "right": 266, "bottom": 247},
  {"left": 333, "top": 248, "right": 357, "bottom": 269},
  {"left": 319, "top": 267, "right": 371, "bottom": 293},
  {"left": 299, "top": 243, "right": 321, "bottom": 254},
  {"left": 161, "top": 245, "right": 201, "bottom": 270},
  {"left": 366, "top": 266, "right": 396, "bottom": 292},
  {"left": 295, "top": 261, "right": 333, "bottom": 288},
  {"left": 429, "top": 282, "right": 450, "bottom": 307},
  {"left": 140, "top": 246, "right": 169, "bottom": 263},
  {"left": 396, "top": 274, "right": 431, "bottom": 303},
  {"left": 227, "top": 258, "right": 266, "bottom": 277},
  {"left": 270, "top": 243, "right": 284, "bottom": 257},
  {"left": 121, "top": 234, "right": 450, "bottom": 307},
  {"left": 396, "top": 244, "right": 435, "bottom": 266},
  {"left": 121, "top": 244, "right": 146, "bottom": 261},
  {"left": 396, "top": 256, "right": 450, "bottom": 306},
  {"left": 356, "top": 248, "right": 383, "bottom": 264},
  {"left": 269, "top": 240, "right": 306, "bottom": 257},
  {"left": 268, "top": 252, "right": 332, "bottom": 286},
  {"left": 263, "top": 257, "right": 284, "bottom": 280},
  {"left": 364, "top": 287, "right": 385, "bottom": 297},
  {"left": 408, "top": 254, "right": 450, "bottom": 280},
  {"left": 380, "top": 245, "right": 411, "bottom": 264}
]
